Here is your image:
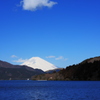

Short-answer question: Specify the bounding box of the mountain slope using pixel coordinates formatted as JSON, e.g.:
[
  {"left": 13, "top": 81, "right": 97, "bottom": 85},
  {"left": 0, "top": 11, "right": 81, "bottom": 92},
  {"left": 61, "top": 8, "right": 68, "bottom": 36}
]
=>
[
  {"left": 0, "top": 60, "right": 44, "bottom": 80},
  {"left": 21, "top": 57, "right": 57, "bottom": 71},
  {"left": 32, "top": 56, "right": 100, "bottom": 81},
  {"left": 60, "top": 56, "right": 100, "bottom": 80},
  {"left": 80, "top": 56, "right": 100, "bottom": 64}
]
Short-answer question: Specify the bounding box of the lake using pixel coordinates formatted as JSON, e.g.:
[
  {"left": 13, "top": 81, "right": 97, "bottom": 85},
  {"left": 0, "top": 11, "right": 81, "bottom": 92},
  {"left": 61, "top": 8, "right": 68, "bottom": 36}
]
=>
[{"left": 0, "top": 80, "right": 100, "bottom": 100}]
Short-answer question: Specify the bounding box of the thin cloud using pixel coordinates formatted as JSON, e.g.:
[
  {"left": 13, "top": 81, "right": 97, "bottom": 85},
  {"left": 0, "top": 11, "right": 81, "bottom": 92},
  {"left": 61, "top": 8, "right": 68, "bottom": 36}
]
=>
[
  {"left": 13, "top": 58, "right": 28, "bottom": 63},
  {"left": 11, "top": 55, "right": 17, "bottom": 58},
  {"left": 55, "top": 56, "right": 68, "bottom": 61},
  {"left": 55, "top": 56, "right": 63, "bottom": 60},
  {"left": 20, "top": 0, "right": 57, "bottom": 11},
  {"left": 46, "top": 55, "right": 68, "bottom": 61},
  {"left": 46, "top": 56, "right": 55, "bottom": 58}
]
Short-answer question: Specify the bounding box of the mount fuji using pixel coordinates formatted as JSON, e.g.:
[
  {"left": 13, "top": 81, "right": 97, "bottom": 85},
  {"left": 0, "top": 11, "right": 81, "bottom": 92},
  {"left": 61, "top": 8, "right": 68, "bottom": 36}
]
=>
[{"left": 21, "top": 57, "right": 57, "bottom": 71}]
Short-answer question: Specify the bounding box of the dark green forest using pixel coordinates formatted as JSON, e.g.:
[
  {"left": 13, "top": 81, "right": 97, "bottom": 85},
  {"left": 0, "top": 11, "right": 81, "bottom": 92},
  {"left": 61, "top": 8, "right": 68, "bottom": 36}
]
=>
[{"left": 60, "top": 60, "right": 100, "bottom": 80}]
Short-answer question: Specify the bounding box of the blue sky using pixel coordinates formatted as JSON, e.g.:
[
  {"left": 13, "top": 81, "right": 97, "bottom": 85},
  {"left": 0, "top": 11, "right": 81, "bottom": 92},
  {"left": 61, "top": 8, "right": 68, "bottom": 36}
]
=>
[{"left": 0, "top": 0, "right": 100, "bottom": 68}]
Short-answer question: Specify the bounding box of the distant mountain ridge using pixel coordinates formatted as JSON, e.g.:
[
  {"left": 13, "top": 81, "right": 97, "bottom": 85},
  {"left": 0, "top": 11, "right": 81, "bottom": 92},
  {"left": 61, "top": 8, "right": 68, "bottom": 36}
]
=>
[
  {"left": 32, "top": 56, "right": 100, "bottom": 81},
  {"left": 1, "top": 56, "right": 100, "bottom": 80},
  {"left": 80, "top": 56, "right": 100, "bottom": 64},
  {"left": 45, "top": 68, "right": 63, "bottom": 73},
  {"left": 0, "top": 60, "right": 44, "bottom": 80},
  {"left": 0, "top": 60, "right": 18, "bottom": 68}
]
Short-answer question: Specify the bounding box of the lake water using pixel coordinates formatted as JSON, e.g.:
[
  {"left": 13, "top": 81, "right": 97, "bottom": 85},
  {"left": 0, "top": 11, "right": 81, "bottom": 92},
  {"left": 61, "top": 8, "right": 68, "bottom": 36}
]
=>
[{"left": 0, "top": 81, "right": 100, "bottom": 100}]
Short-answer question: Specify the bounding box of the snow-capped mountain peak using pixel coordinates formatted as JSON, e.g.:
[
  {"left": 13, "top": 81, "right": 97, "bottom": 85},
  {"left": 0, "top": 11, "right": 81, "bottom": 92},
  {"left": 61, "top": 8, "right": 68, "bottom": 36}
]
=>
[{"left": 21, "top": 57, "right": 57, "bottom": 71}]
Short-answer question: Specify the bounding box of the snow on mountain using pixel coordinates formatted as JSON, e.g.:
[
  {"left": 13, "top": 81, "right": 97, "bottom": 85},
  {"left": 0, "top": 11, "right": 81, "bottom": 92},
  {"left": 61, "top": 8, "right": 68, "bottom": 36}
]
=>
[{"left": 21, "top": 57, "right": 57, "bottom": 71}]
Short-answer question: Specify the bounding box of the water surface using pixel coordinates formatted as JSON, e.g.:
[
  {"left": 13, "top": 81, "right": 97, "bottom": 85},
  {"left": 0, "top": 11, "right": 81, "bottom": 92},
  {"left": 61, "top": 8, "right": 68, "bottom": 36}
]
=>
[{"left": 0, "top": 80, "right": 100, "bottom": 100}]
